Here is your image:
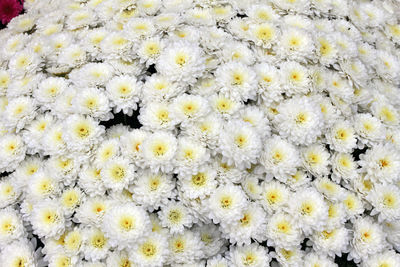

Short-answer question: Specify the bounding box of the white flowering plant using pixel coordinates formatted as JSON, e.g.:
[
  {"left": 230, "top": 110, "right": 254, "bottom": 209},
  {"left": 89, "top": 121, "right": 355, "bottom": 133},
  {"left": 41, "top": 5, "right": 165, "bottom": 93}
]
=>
[{"left": 1, "top": 0, "right": 400, "bottom": 266}]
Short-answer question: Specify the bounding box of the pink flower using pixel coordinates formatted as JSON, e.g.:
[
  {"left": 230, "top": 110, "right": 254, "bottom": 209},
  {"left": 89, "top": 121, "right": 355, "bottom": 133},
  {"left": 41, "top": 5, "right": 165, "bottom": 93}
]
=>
[{"left": 0, "top": 0, "right": 23, "bottom": 25}]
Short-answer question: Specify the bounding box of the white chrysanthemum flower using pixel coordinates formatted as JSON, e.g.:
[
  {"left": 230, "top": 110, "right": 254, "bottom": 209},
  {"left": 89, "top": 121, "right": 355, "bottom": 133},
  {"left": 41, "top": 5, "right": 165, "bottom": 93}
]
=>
[
  {"left": 303, "top": 252, "right": 337, "bottom": 267},
  {"left": 0, "top": 240, "right": 36, "bottom": 267},
  {"left": 172, "top": 94, "right": 210, "bottom": 124},
  {"left": 261, "top": 136, "right": 301, "bottom": 178},
  {"left": 385, "top": 23, "right": 400, "bottom": 45},
  {"left": 249, "top": 22, "right": 278, "bottom": 48},
  {"left": 326, "top": 120, "right": 357, "bottom": 153},
  {"left": 99, "top": 32, "right": 132, "bottom": 60},
  {"left": 22, "top": 113, "right": 54, "bottom": 153},
  {"left": 278, "top": 169, "right": 310, "bottom": 190},
  {"left": 325, "top": 72, "right": 354, "bottom": 103},
  {"left": 93, "top": 138, "right": 120, "bottom": 167},
  {"left": 46, "top": 156, "right": 80, "bottom": 186},
  {"left": 274, "top": 246, "right": 304, "bottom": 267},
  {"left": 31, "top": 199, "right": 66, "bottom": 239},
  {"left": 12, "top": 156, "right": 42, "bottom": 190},
  {"left": 218, "top": 120, "right": 261, "bottom": 169},
  {"left": 179, "top": 167, "right": 218, "bottom": 200},
  {"left": 310, "top": 227, "right": 350, "bottom": 258},
  {"left": 259, "top": 180, "right": 289, "bottom": 214},
  {"left": 119, "top": 129, "right": 147, "bottom": 163},
  {"left": 105, "top": 75, "right": 141, "bottom": 115},
  {"left": 167, "top": 230, "right": 204, "bottom": 264},
  {"left": 58, "top": 44, "right": 87, "bottom": 67},
  {"left": 314, "top": 177, "right": 345, "bottom": 202},
  {"left": 325, "top": 202, "right": 347, "bottom": 230},
  {"left": 62, "top": 115, "right": 105, "bottom": 152},
  {"left": 254, "top": 63, "right": 283, "bottom": 104},
  {"left": 368, "top": 184, "right": 400, "bottom": 222},
  {"left": 354, "top": 113, "right": 384, "bottom": 145},
  {"left": 130, "top": 232, "right": 168, "bottom": 267},
  {"left": 156, "top": 41, "right": 205, "bottom": 85},
  {"left": 215, "top": 62, "right": 257, "bottom": 102},
  {"left": 0, "top": 178, "right": 20, "bottom": 209},
  {"left": 66, "top": 8, "right": 96, "bottom": 29},
  {"left": 50, "top": 88, "right": 77, "bottom": 119},
  {"left": 220, "top": 203, "right": 266, "bottom": 246},
  {"left": 0, "top": 134, "right": 26, "bottom": 172},
  {"left": 301, "top": 144, "right": 330, "bottom": 177},
  {"left": 82, "top": 227, "right": 110, "bottom": 262},
  {"left": 105, "top": 250, "right": 134, "bottom": 267},
  {"left": 46, "top": 251, "right": 78, "bottom": 267},
  {"left": 60, "top": 187, "right": 84, "bottom": 216},
  {"left": 78, "top": 165, "right": 106, "bottom": 197},
  {"left": 342, "top": 192, "right": 365, "bottom": 220},
  {"left": 7, "top": 13, "right": 35, "bottom": 32},
  {"left": 74, "top": 197, "right": 111, "bottom": 226},
  {"left": 229, "top": 243, "right": 271, "bottom": 267},
  {"left": 102, "top": 202, "right": 151, "bottom": 249},
  {"left": 241, "top": 174, "right": 263, "bottom": 201},
  {"left": 210, "top": 94, "right": 241, "bottom": 118},
  {"left": 0, "top": 70, "right": 11, "bottom": 95},
  {"left": 277, "top": 26, "right": 314, "bottom": 62},
  {"left": 236, "top": 106, "right": 271, "bottom": 139},
  {"left": 266, "top": 212, "right": 302, "bottom": 248},
  {"left": 228, "top": 17, "right": 252, "bottom": 40},
  {"left": 350, "top": 217, "right": 388, "bottom": 263},
  {"left": 69, "top": 63, "right": 114, "bottom": 87},
  {"left": 130, "top": 170, "right": 175, "bottom": 212},
  {"left": 63, "top": 227, "right": 84, "bottom": 256},
  {"left": 71, "top": 87, "right": 110, "bottom": 120},
  {"left": 142, "top": 131, "right": 177, "bottom": 173},
  {"left": 310, "top": 94, "right": 341, "bottom": 128},
  {"left": 137, "top": 37, "right": 164, "bottom": 65},
  {"left": 363, "top": 250, "right": 400, "bottom": 267},
  {"left": 219, "top": 41, "right": 254, "bottom": 65},
  {"left": 0, "top": 208, "right": 25, "bottom": 246},
  {"left": 247, "top": 4, "right": 279, "bottom": 22},
  {"left": 159, "top": 201, "right": 193, "bottom": 234},
  {"left": 184, "top": 7, "right": 215, "bottom": 26},
  {"left": 8, "top": 49, "right": 41, "bottom": 77},
  {"left": 3, "top": 96, "right": 37, "bottom": 131},
  {"left": 316, "top": 34, "right": 338, "bottom": 65},
  {"left": 124, "top": 18, "right": 156, "bottom": 41},
  {"left": 141, "top": 75, "right": 183, "bottom": 103},
  {"left": 280, "top": 61, "right": 311, "bottom": 96},
  {"left": 40, "top": 123, "right": 67, "bottom": 156},
  {"left": 174, "top": 137, "right": 210, "bottom": 176},
  {"left": 274, "top": 96, "right": 324, "bottom": 146},
  {"left": 191, "top": 223, "right": 225, "bottom": 258},
  {"left": 101, "top": 157, "right": 134, "bottom": 193},
  {"left": 181, "top": 114, "right": 222, "bottom": 149},
  {"left": 374, "top": 50, "right": 400, "bottom": 82},
  {"left": 207, "top": 184, "right": 247, "bottom": 224},
  {"left": 288, "top": 188, "right": 328, "bottom": 234},
  {"left": 359, "top": 143, "right": 400, "bottom": 184},
  {"left": 371, "top": 100, "right": 399, "bottom": 126},
  {"left": 207, "top": 255, "right": 230, "bottom": 267}
]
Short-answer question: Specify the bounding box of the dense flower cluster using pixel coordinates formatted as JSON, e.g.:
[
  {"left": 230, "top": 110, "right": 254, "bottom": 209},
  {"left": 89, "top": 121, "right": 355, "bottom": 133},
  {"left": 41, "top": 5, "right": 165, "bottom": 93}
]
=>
[{"left": 0, "top": 0, "right": 400, "bottom": 266}]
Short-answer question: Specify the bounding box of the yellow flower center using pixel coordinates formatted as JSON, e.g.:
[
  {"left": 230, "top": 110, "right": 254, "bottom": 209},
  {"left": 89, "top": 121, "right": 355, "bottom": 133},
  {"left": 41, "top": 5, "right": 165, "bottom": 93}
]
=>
[
  {"left": 175, "top": 52, "right": 187, "bottom": 66},
  {"left": 119, "top": 216, "right": 134, "bottom": 231},
  {"left": 91, "top": 233, "right": 106, "bottom": 248},
  {"left": 192, "top": 172, "right": 206, "bottom": 186},
  {"left": 168, "top": 210, "right": 182, "bottom": 224},
  {"left": 152, "top": 142, "right": 167, "bottom": 156},
  {"left": 235, "top": 134, "right": 247, "bottom": 148},
  {"left": 220, "top": 196, "right": 232, "bottom": 209},
  {"left": 110, "top": 165, "right": 126, "bottom": 181},
  {"left": 141, "top": 242, "right": 157, "bottom": 257}
]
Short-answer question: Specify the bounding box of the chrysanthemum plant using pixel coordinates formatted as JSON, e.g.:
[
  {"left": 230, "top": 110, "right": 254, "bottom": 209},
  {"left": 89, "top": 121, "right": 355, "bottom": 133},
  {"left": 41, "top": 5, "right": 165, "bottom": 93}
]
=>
[{"left": 0, "top": 0, "right": 400, "bottom": 266}]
